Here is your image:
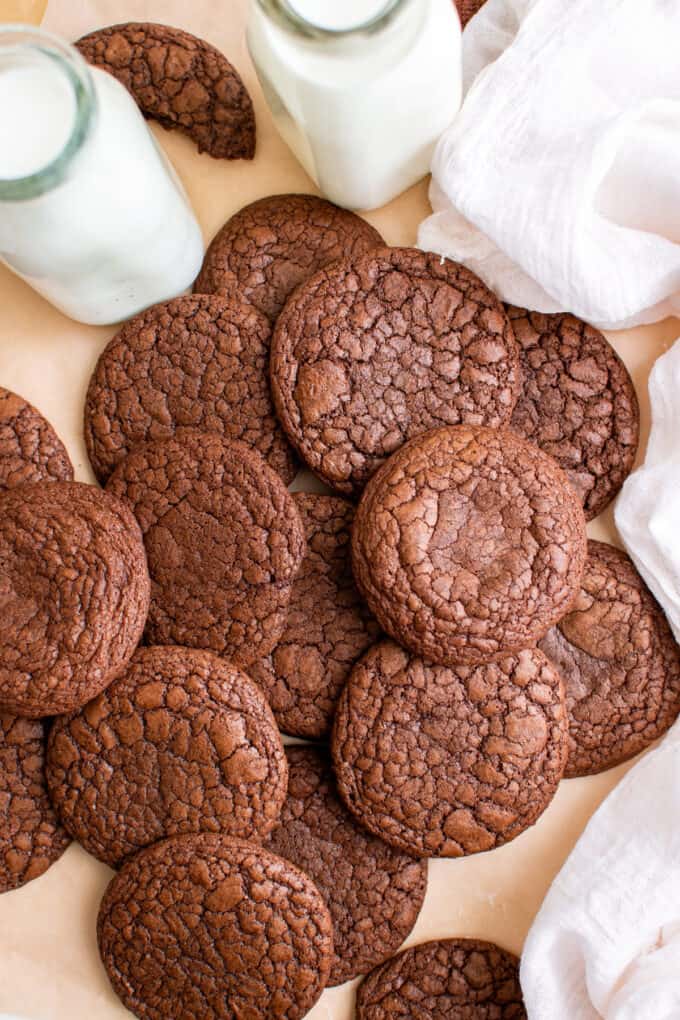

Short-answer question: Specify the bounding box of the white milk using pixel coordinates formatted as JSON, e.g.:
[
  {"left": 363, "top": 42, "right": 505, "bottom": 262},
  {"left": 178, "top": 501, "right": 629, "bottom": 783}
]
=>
[
  {"left": 0, "top": 33, "right": 204, "bottom": 326},
  {"left": 247, "top": 0, "right": 462, "bottom": 210}
]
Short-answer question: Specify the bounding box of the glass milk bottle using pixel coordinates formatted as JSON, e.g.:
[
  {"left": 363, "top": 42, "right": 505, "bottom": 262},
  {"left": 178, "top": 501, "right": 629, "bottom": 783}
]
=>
[
  {"left": 0, "top": 26, "right": 204, "bottom": 326},
  {"left": 247, "top": 0, "right": 462, "bottom": 211}
]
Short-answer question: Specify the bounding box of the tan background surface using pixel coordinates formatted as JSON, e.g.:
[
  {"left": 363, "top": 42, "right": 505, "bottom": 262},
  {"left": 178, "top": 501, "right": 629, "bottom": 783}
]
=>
[{"left": 0, "top": 1, "right": 677, "bottom": 1018}]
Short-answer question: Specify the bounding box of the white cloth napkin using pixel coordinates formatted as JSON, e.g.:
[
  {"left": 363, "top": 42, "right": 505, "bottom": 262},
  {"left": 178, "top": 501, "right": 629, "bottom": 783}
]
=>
[{"left": 418, "top": 0, "right": 680, "bottom": 331}]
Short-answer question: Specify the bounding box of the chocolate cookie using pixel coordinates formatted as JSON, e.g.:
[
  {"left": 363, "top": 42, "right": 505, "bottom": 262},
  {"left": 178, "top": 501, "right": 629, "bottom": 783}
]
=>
[
  {"left": 352, "top": 425, "right": 587, "bottom": 665},
  {"left": 249, "top": 494, "right": 380, "bottom": 738},
  {"left": 356, "top": 938, "right": 526, "bottom": 1020},
  {"left": 47, "top": 646, "right": 287, "bottom": 868},
  {"left": 76, "top": 22, "right": 255, "bottom": 159},
  {"left": 508, "top": 307, "right": 639, "bottom": 519},
  {"left": 270, "top": 248, "right": 520, "bottom": 496},
  {"left": 539, "top": 540, "right": 680, "bottom": 777},
  {"left": 456, "top": 0, "right": 487, "bottom": 26},
  {"left": 84, "top": 294, "right": 295, "bottom": 485},
  {"left": 332, "top": 641, "right": 568, "bottom": 858},
  {"left": 267, "top": 746, "right": 427, "bottom": 985},
  {"left": 0, "top": 387, "right": 73, "bottom": 492},
  {"left": 1, "top": 714, "right": 70, "bottom": 893},
  {"left": 106, "top": 433, "right": 305, "bottom": 668},
  {"left": 0, "top": 482, "right": 150, "bottom": 718},
  {"left": 194, "top": 194, "right": 385, "bottom": 324},
  {"left": 98, "top": 834, "right": 334, "bottom": 1020}
]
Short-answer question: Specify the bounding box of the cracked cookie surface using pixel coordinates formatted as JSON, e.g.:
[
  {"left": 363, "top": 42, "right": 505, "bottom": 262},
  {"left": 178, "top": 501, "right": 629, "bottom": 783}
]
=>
[
  {"left": 76, "top": 22, "right": 255, "bottom": 159},
  {"left": 0, "top": 482, "right": 150, "bottom": 717},
  {"left": 0, "top": 387, "right": 73, "bottom": 492},
  {"left": 539, "top": 540, "right": 680, "bottom": 777},
  {"left": 271, "top": 248, "right": 520, "bottom": 496},
  {"left": 352, "top": 425, "right": 588, "bottom": 665},
  {"left": 98, "top": 833, "right": 334, "bottom": 1020},
  {"left": 508, "top": 307, "right": 639, "bottom": 519},
  {"left": 356, "top": 938, "right": 526, "bottom": 1020},
  {"left": 47, "top": 646, "right": 287, "bottom": 868},
  {"left": 194, "top": 194, "right": 384, "bottom": 324},
  {"left": 249, "top": 494, "right": 380, "bottom": 738},
  {"left": 332, "top": 641, "right": 568, "bottom": 858},
  {"left": 106, "top": 433, "right": 305, "bottom": 669},
  {"left": 267, "top": 746, "right": 426, "bottom": 984}
]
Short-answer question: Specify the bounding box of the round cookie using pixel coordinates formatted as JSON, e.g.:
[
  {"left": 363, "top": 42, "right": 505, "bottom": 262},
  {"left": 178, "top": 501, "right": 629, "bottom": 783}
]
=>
[
  {"left": 539, "top": 540, "right": 680, "bottom": 777},
  {"left": 352, "top": 425, "right": 588, "bottom": 666},
  {"left": 194, "top": 193, "right": 385, "bottom": 324},
  {"left": 0, "top": 387, "right": 73, "bottom": 491},
  {"left": 47, "top": 646, "right": 288, "bottom": 868},
  {"left": 0, "top": 482, "right": 150, "bottom": 718},
  {"left": 76, "top": 22, "right": 255, "bottom": 159},
  {"left": 508, "top": 306, "right": 639, "bottom": 519},
  {"left": 249, "top": 494, "right": 380, "bottom": 738},
  {"left": 271, "top": 248, "right": 521, "bottom": 496},
  {"left": 356, "top": 938, "right": 526, "bottom": 1020},
  {"left": 98, "top": 834, "right": 334, "bottom": 1020},
  {"left": 84, "top": 294, "right": 295, "bottom": 484},
  {"left": 1, "top": 714, "right": 70, "bottom": 893},
  {"left": 106, "top": 433, "right": 305, "bottom": 668},
  {"left": 267, "top": 746, "right": 427, "bottom": 985},
  {"left": 332, "top": 641, "right": 568, "bottom": 858},
  {"left": 456, "top": 0, "right": 488, "bottom": 27}
]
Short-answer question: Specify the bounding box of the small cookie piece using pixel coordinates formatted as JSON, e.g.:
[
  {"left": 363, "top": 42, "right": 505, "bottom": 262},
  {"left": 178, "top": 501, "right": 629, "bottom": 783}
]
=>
[
  {"left": 98, "top": 834, "right": 334, "bottom": 1020},
  {"left": 356, "top": 938, "right": 526, "bottom": 1020},
  {"left": 106, "top": 433, "right": 305, "bottom": 668},
  {"left": 0, "top": 482, "right": 150, "bottom": 718},
  {"left": 249, "top": 494, "right": 380, "bottom": 738},
  {"left": 194, "top": 194, "right": 385, "bottom": 324},
  {"left": 332, "top": 641, "right": 568, "bottom": 858},
  {"left": 47, "top": 646, "right": 288, "bottom": 868},
  {"left": 456, "top": 0, "right": 488, "bottom": 27},
  {"left": 539, "top": 540, "right": 680, "bottom": 777},
  {"left": 352, "top": 425, "right": 587, "bottom": 665},
  {"left": 271, "top": 248, "right": 520, "bottom": 496},
  {"left": 0, "top": 387, "right": 73, "bottom": 492},
  {"left": 84, "top": 294, "right": 295, "bottom": 485},
  {"left": 267, "top": 747, "right": 427, "bottom": 985},
  {"left": 508, "top": 307, "right": 639, "bottom": 519},
  {"left": 1, "top": 714, "right": 70, "bottom": 893},
  {"left": 76, "top": 22, "right": 255, "bottom": 159}
]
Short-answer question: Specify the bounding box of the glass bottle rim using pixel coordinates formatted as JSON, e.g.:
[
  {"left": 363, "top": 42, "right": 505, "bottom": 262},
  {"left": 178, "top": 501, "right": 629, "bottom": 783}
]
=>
[{"left": 254, "top": 0, "right": 413, "bottom": 39}]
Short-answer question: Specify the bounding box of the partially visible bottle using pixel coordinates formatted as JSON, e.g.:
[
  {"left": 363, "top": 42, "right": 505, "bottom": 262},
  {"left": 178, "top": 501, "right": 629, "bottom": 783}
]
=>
[{"left": 247, "top": 0, "right": 462, "bottom": 211}]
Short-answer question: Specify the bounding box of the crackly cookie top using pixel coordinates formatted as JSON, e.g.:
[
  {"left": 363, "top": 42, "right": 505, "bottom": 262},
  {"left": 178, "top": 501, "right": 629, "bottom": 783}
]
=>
[
  {"left": 332, "top": 641, "right": 568, "bottom": 858},
  {"left": 356, "top": 938, "right": 526, "bottom": 1020},
  {"left": 194, "top": 194, "right": 385, "bottom": 324},
  {"left": 98, "top": 834, "right": 334, "bottom": 1020},
  {"left": 539, "top": 540, "right": 680, "bottom": 777},
  {"left": 270, "top": 248, "right": 520, "bottom": 496},
  {"left": 76, "top": 22, "right": 255, "bottom": 159},
  {"left": 267, "top": 746, "right": 426, "bottom": 984},
  {"left": 0, "top": 482, "right": 150, "bottom": 717},
  {"left": 508, "top": 307, "right": 639, "bottom": 519},
  {"left": 106, "top": 433, "right": 305, "bottom": 668},
  {"left": 249, "top": 494, "right": 380, "bottom": 738},
  {"left": 352, "top": 425, "right": 587, "bottom": 665},
  {"left": 0, "top": 387, "right": 73, "bottom": 491},
  {"left": 456, "top": 0, "right": 488, "bottom": 26}
]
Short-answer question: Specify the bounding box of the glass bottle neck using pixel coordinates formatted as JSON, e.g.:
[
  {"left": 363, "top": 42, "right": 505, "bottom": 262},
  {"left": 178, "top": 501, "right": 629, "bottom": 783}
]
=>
[{"left": 254, "top": 0, "right": 413, "bottom": 39}]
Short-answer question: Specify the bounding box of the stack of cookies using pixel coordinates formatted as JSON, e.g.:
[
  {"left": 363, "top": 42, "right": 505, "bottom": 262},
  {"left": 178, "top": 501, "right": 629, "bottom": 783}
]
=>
[{"left": 1, "top": 192, "right": 678, "bottom": 1020}]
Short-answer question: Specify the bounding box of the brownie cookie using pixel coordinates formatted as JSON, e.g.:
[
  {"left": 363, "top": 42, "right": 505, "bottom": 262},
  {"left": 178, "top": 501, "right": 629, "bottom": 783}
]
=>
[
  {"left": 98, "top": 834, "right": 334, "bottom": 1020},
  {"left": 267, "top": 747, "right": 427, "bottom": 985},
  {"left": 271, "top": 248, "right": 520, "bottom": 496},
  {"left": 84, "top": 294, "right": 295, "bottom": 485},
  {"left": 508, "top": 307, "right": 639, "bottom": 519},
  {"left": 194, "top": 194, "right": 384, "bottom": 324},
  {"left": 352, "top": 425, "right": 587, "bottom": 665},
  {"left": 456, "top": 0, "right": 487, "bottom": 26},
  {"left": 356, "top": 938, "right": 526, "bottom": 1020},
  {"left": 539, "top": 540, "right": 680, "bottom": 777},
  {"left": 106, "top": 433, "right": 305, "bottom": 668},
  {"left": 0, "top": 482, "right": 150, "bottom": 718},
  {"left": 332, "top": 641, "right": 568, "bottom": 858},
  {"left": 1, "top": 714, "right": 70, "bottom": 893},
  {"left": 76, "top": 22, "right": 255, "bottom": 159},
  {"left": 0, "top": 387, "right": 73, "bottom": 492},
  {"left": 249, "top": 494, "right": 380, "bottom": 738}
]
